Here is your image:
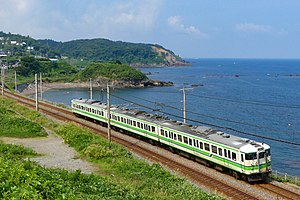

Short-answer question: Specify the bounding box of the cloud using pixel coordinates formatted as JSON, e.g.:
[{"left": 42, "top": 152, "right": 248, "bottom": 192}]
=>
[
  {"left": 0, "top": 0, "right": 163, "bottom": 41},
  {"left": 235, "top": 23, "right": 288, "bottom": 35},
  {"left": 167, "top": 16, "right": 208, "bottom": 38}
]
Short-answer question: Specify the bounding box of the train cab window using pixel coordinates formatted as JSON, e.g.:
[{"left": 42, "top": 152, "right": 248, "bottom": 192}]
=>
[
  {"left": 174, "top": 134, "right": 177, "bottom": 140},
  {"left": 218, "top": 148, "right": 222, "bottom": 156},
  {"left": 189, "top": 138, "right": 192, "bottom": 146},
  {"left": 224, "top": 149, "right": 227, "bottom": 157},
  {"left": 265, "top": 149, "right": 271, "bottom": 157},
  {"left": 199, "top": 142, "right": 203, "bottom": 149},
  {"left": 245, "top": 153, "right": 257, "bottom": 160},
  {"left": 204, "top": 143, "right": 210, "bottom": 151},
  {"left": 228, "top": 150, "right": 231, "bottom": 159},
  {"left": 178, "top": 135, "right": 182, "bottom": 142},
  {"left": 183, "top": 136, "right": 188, "bottom": 144},
  {"left": 232, "top": 152, "right": 237, "bottom": 161},
  {"left": 212, "top": 145, "right": 217, "bottom": 154},
  {"left": 259, "top": 152, "right": 265, "bottom": 159}
]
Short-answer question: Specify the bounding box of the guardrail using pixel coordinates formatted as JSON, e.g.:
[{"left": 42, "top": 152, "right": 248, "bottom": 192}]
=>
[{"left": 271, "top": 170, "right": 299, "bottom": 185}]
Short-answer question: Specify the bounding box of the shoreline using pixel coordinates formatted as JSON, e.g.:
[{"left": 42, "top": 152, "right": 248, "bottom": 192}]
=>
[{"left": 21, "top": 79, "right": 173, "bottom": 96}]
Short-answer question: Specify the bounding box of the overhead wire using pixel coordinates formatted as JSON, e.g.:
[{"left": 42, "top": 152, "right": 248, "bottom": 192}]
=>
[
  {"left": 126, "top": 94, "right": 297, "bottom": 135},
  {"left": 128, "top": 90, "right": 300, "bottom": 109},
  {"left": 110, "top": 93, "right": 300, "bottom": 147}
]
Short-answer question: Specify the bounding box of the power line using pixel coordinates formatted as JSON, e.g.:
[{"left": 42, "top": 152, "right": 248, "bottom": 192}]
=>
[
  {"left": 189, "top": 93, "right": 300, "bottom": 109},
  {"left": 128, "top": 90, "right": 300, "bottom": 109},
  {"left": 127, "top": 94, "right": 298, "bottom": 135},
  {"left": 110, "top": 93, "right": 300, "bottom": 147}
]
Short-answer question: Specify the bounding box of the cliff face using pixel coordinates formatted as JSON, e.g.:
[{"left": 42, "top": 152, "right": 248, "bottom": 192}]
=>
[{"left": 151, "top": 46, "right": 190, "bottom": 66}]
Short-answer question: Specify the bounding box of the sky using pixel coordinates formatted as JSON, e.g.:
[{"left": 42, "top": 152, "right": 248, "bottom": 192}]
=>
[{"left": 1, "top": 0, "right": 300, "bottom": 59}]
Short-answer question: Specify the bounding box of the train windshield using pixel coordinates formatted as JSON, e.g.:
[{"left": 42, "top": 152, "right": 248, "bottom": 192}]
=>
[
  {"left": 245, "top": 153, "right": 257, "bottom": 160},
  {"left": 265, "top": 149, "right": 271, "bottom": 156}
]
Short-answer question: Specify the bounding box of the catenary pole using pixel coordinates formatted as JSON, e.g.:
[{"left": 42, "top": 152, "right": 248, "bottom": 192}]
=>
[
  {"left": 180, "top": 85, "right": 192, "bottom": 123},
  {"left": 40, "top": 73, "right": 43, "bottom": 100},
  {"left": 107, "top": 83, "right": 111, "bottom": 142},
  {"left": 90, "top": 78, "right": 93, "bottom": 99},
  {"left": 15, "top": 71, "right": 17, "bottom": 92},
  {"left": 35, "top": 74, "right": 38, "bottom": 111},
  {"left": 1, "top": 67, "right": 3, "bottom": 96}
]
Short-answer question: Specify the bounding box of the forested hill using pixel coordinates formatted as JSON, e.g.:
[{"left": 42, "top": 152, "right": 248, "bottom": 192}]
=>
[{"left": 38, "top": 38, "right": 188, "bottom": 66}]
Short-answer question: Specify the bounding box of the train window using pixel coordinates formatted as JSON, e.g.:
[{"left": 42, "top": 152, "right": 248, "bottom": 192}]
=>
[
  {"left": 241, "top": 154, "right": 244, "bottom": 162},
  {"left": 199, "top": 142, "right": 203, "bottom": 149},
  {"left": 196, "top": 140, "right": 199, "bottom": 148},
  {"left": 170, "top": 132, "right": 173, "bottom": 139},
  {"left": 178, "top": 135, "right": 182, "bottom": 142},
  {"left": 245, "top": 153, "right": 257, "bottom": 160},
  {"left": 183, "top": 136, "right": 188, "bottom": 144},
  {"left": 101, "top": 111, "right": 104, "bottom": 116},
  {"left": 224, "top": 149, "right": 227, "bottom": 157},
  {"left": 193, "top": 139, "right": 196, "bottom": 147},
  {"left": 174, "top": 134, "right": 177, "bottom": 140},
  {"left": 265, "top": 149, "right": 271, "bottom": 156},
  {"left": 218, "top": 148, "right": 222, "bottom": 156},
  {"left": 160, "top": 129, "right": 164, "bottom": 136},
  {"left": 212, "top": 145, "right": 217, "bottom": 154},
  {"left": 232, "top": 152, "right": 236, "bottom": 161},
  {"left": 165, "top": 131, "right": 169, "bottom": 138},
  {"left": 204, "top": 143, "right": 210, "bottom": 151},
  {"left": 228, "top": 150, "right": 231, "bottom": 159},
  {"left": 259, "top": 152, "right": 265, "bottom": 159},
  {"left": 151, "top": 126, "right": 155, "bottom": 132},
  {"left": 148, "top": 126, "right": 151, "bottom": 131},
  {"left": 118, "top": 116, "right": 120, "bottom": 121},
  {"left": 189, "top": 138, "right": 192, "bottom": 146}
]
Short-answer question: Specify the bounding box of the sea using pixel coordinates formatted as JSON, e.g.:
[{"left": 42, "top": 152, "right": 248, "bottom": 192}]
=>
[{"left": 42, "top": 58, "right": 300, "bottom": 177}]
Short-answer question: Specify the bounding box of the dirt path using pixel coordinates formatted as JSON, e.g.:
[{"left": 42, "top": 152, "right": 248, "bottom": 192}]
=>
[{"left": 1, "top": 130, "right": 97, "bottom": 174}]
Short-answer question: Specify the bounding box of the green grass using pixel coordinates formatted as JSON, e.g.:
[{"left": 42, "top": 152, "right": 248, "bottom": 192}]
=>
[
  {"left": 0, "top": 96, "right": 221, "bottom": 199},
  {"left": 0, "top": 107, "right": 47, "bottom": 138}
]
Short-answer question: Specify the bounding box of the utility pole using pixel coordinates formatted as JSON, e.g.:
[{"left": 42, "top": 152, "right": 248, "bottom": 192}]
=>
[
  {"left": 15, "top": 71, "right": 17, "bottom": 92},
  {"left": 1, "top": 66, "right": 4, "bottom": 96},
  {"left": 89, "top": 78, "right": 93, "bottom": 99},
  {"left": 107, "top": 83, "right": 111, "bottom": 142},
  {"left": 35, "top": 74, "right": 38, "bottom": 111},
  {"left": 180, "top": 85, "right": 192, "bottom": 123},
  {"left": 40, "top": 73, "right": 43, "bottom": 100}
]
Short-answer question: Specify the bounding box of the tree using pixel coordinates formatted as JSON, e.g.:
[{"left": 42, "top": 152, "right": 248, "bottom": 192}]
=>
[{"left": 18, "top": 56, "right": 40, "bottom": 76}]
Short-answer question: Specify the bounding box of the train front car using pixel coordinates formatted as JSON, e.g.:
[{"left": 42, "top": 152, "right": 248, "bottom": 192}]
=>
[{"left": 240, "top": 142, "right": 271, "bottom": 181}]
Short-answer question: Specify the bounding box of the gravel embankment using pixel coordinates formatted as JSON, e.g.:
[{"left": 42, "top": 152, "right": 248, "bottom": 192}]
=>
[{"left": 1, "top": 130, "right": 97, "bottom": 174}]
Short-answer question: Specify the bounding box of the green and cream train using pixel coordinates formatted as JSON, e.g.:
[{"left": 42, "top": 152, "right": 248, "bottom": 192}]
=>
[{"left": 72, "top": 98, "right": 271, "bottom": 181}]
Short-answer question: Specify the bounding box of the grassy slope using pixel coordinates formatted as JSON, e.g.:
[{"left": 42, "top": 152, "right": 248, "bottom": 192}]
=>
[
  {"left": 0, "top": 97, "right": 221, "bottom": 199},
  {"left": 74, "top": 61, "right": 148, "bottom": 82}
]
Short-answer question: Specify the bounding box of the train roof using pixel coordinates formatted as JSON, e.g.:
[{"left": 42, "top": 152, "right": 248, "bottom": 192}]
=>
[{"left": 72, "top": 98, "right": 269, "bottom": 152}]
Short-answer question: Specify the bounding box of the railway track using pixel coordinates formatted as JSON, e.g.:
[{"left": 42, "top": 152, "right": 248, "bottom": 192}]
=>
[
  {"left": 3, "top": 90, "right": 300, "bottom": 200},
  {"left": 256, "top": 182, "right": 300, "bottom": 200}
]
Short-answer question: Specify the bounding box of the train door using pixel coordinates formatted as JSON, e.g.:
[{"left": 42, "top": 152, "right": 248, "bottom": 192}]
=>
[
  {"left": 240, "top": 153, "right": 245, "bottom": 173},
  {"left": 223, "top": 149, "right": 230, "bottom": 168}
]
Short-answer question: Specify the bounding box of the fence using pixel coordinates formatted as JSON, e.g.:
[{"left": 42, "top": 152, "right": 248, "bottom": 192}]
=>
[{"left": 271, "top": 170, "right": 299, "bottom": 185}]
